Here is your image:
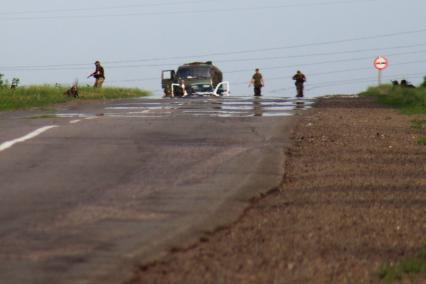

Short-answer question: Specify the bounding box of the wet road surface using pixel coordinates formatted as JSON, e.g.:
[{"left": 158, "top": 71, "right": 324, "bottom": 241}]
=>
[
  {"left": 0, "top": 96, "right": 312, "bottom": 284},
  {"left": 44, "top": 96, "right": 312, "bottom": 119}
]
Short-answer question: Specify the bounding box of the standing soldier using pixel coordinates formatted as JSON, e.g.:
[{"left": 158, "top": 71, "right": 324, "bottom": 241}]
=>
[
  {"left": 249, "top": 68, "right": 264, "bottom": 96},
  {"left": 292, "top": 70, "right": 306, "bottom": 98},
  {"left": 88, "top": 61, "right": 105, "bottom": 88}
]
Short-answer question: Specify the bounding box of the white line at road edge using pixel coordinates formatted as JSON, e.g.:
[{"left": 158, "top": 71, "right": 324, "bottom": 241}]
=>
[
  {"left": 0, "top": 125, "right": 58, "bottom": 152},
  {"left": 70, "top": 120, "right": 81, "bottom": 124}
]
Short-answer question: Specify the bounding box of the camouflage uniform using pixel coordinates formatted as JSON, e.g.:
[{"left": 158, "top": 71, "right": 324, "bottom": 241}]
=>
[
  {"left": 252, "top": 72, "right": 264, "bottom": 96},
  {"left": 293, "top": 71, "right": 306, "bottom": 98},
  {"left": 91, "top": 61, "right": 105, "bottom": 88}
]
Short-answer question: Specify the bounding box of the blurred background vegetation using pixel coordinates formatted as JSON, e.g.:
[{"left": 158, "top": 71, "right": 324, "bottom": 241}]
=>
[{"left": 0, "top": 74, "right": 150, "bottom": 111}]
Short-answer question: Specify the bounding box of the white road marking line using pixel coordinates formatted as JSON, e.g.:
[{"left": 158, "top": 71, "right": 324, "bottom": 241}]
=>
[
  {"left": 0, "top": 125, "right": 58, "bottom": 152},
  {"left": 70, "top": 120, "right": 81, "bottom": 124}
]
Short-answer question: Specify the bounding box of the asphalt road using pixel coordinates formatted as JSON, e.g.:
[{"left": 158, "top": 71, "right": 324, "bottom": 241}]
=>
[{"left": 0, "top": 96, "right": 311, "bottom": 284}]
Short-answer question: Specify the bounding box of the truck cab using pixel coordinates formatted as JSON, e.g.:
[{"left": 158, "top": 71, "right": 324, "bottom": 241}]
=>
[{"left": 162, "top": 61, "right": 229, "bottom": 97}]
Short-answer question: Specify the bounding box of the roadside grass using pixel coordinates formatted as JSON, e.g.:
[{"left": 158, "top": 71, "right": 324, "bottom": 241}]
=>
[
  {"left": 418, "top": 137, "right": 426, "bottom": 145},
  {"left": 411, "top": 119, "right": 426, "bottom": 130},
  {"left": 360, "top": 85, "right": 426, "bottom": 114},
  {"left": 0, "top": 85, "right": 150, "bottom": 111},
  {"left": 410, "top": 120, "right": 426, "bottom": 145},
  {"left": 378, "top": 247, "right": 426, "bottom": 281}
]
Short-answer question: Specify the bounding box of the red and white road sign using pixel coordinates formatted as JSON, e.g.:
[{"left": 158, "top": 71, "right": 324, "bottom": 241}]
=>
[{"left": 374, "top": 56, "right": 389, "bottom": 70}]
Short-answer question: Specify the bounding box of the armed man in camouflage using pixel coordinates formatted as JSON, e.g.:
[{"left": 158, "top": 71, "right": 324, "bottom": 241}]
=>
[
  {"left": 250, "top": 68, "right": 264, "bottom": 97},
  {"left": 88, "top": 61, "right": 105, "bottom": 88},
  {"left": 292, "top": 70, "right": 306, "bottom": 98}
]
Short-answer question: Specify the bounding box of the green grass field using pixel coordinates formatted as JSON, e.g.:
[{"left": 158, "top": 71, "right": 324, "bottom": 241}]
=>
[
  {"left": 411, "top": 119, "right": 426, "bottom": 130},
  {"left": 360, "top": 84, "right": 426, "bottom": 114},
  {"left": 418, "top": 137, "right": 426, "bottom": 145},
  {"left": 378, "top": 247, "right": 426, "bottom": 281},
  {"left": 0, "top": 85, "right": 150, "bottom": 111}
]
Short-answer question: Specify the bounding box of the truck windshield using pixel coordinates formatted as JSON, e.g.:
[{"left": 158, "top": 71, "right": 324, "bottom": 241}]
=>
[{"left": 176, "top": 66, "right": 211, "bottom": 79}]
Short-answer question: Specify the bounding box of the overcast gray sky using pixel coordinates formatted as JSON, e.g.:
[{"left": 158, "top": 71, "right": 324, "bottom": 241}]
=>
[{"left": 1, "top": 0, "right": 425, "bottom": 97}]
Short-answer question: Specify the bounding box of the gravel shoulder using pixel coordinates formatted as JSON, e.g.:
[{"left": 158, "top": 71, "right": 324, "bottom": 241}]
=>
[{"left": 129, "top": 96, "right": 426, "bottom": 284}]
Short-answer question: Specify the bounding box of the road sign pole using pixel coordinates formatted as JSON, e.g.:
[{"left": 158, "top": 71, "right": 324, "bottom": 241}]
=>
[{"left": 374, "top": 56, "right": 388, "bottom": 86}]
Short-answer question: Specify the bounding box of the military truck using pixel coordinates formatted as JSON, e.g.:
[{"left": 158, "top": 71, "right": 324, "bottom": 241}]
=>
[{"left": 161, "top": 61, "right": 230, "bottom": 97}]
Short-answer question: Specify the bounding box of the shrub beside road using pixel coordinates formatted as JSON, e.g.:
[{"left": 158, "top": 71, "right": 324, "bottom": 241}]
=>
[{"left": 361, "top": 80, "right": 426, "bottom": 115}]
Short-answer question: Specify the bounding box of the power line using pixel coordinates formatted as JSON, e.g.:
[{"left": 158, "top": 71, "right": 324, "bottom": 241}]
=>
[
  {"left": 104, "top": 59, "right": 426, "bottom": 85},
  {"left": 2, "top": 37, "right": 426, "bottom": 71},
  {"left": 108, "top": 42, "right": 426, "bottom": 68},
  {"left": 7, "top": 56, "right": 426, "bottom": 87},
  {"left": 269, "top": 71, "right": 426, "bottom": 93},
  {"left": 1, "top": 0, "right": 335, "bottom": 16},
  {"left": 225, "top": 49, "right": 426, "bottom": 74},
  {"left": 0, "top": 0, "right": 378, "bottom": 21},
  {"left": 108, "top": 77, "right": 159, "bottom": 83},
  {"left": 3, "top": 0, "right": 343, "bottom": 16},
  {"left": 4, "top": 48, "right": 426, "bottom": 72},
  {"left": 5, "top": 51, "right": 426, "bottom": 91},
  {"left": 215, "top": 43, "right": 426, "bottom": 64},
  {"left": 224, "top": 59, "right": 426, "bottom": 88},
  {"left": 3, "top": 26, "right": 426, "bottom": 88},
  {"left": 0, "top": 0, "right": 206, "bottom": 16},
  {"left": 95, "top": 28, "right": 426, "bottom": 64}
]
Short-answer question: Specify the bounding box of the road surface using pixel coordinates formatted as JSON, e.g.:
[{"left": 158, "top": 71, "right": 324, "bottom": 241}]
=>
[{"left": 0, "top": 96, "right": 311, "bottom": 284}]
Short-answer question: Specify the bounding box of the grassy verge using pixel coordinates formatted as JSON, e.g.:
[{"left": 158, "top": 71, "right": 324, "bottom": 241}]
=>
[
  {"left": 378, "top": 247, "right": 426, "bottom": 281},
  {"left": 411, "top": 120, "right": 426, "bottom": 146},
  {"left": 411, "top": 119, "right": 426, "bottom": 130},
  {"left": 0, "top": 85, "right": 150, "bottom": 111},
  {"left": 360, "top": 85, "right": 426, "bottom": 114}
]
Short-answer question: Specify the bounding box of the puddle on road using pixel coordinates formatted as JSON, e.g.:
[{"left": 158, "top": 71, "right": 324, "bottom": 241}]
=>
[
  {"left": 102, "top": 96, "right": 313, "bottom": 118},
  {"left": 54, "top": 113, "right": 93, "bottom": 118},
  {"left": 30, "top": 96, "right": 313, "bottom": 120}
]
